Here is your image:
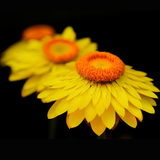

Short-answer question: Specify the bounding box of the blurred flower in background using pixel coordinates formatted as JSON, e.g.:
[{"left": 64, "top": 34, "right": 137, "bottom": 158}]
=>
[
  {"left": 37, "top": 51, "right": 159, "bottom": 136},
  {"left": 0, "top": 25, "right": 97, "bottom": 97}
]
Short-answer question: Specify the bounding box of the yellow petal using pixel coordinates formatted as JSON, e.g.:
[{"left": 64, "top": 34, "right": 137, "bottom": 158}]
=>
[
  {"left": 101, "top": 105, "right": 116, "bottom": 130},
  {"left": 68, "top": 94, "right": 84, "bottom": 114},
  {"left": 92, "top": 84, "right": 101, "bottom": 106},
  {"left": 34, "top": 65, "right": 51, "bottom": 75},
  {"left": 47, "top": 99, "right": 63, "bottom": 119},
  {"left": 136, "top": 88, "right": 158, "bottom": 99},
  {"left": 95, "top": 97, "right": 105, "bottom": 116},
  {"left": 143, "top": 96, "right": 157, "bottom": 106},
  {"left": 76, "top": 37, "right": 91, "bottom": 49},
  {"left": 125, "top": 68, "right": 147, "bottom": 77},
  {"left": 55, "top": 97, "right": 72, "bottom": 116},
  {"left": 76, "top": 43, "right": 98, "bottom": 59},
  {"left": 79, "top": 90, "right": 92, "bottom": 110},
  {"left": 122, "top": 76, "right": 139, "bottom": 88},
  {"left": 107, "top": 83, "right": 118, "bottom": 99},
  {"left": 85, "top": 101, "right": 96, "bottom": 122},
  {"left": 127, "top": 103, "right": 143, "bottom": 121},
  {"left": 111, "top": 96, "right": 125, "bottom": 117},
  {"left": 102, "top": 89, "right": 111, "bottom": 110},
  {"left": 140, "top": 95, "right": 155, "bottom": 114},
  {"left": 90, "top": 115, "right": 106, "bottom": 136},
  {"left": 120, "top": 110, "right": 137, "bottom": 128},
  {"left": 43, "top": 88, "right": 73, "bottom": 102},
  {"left": 123, "top": 84, "right": 141, "bottom": 100},
  {"left": 22, "top": 75, "right": 42, "bottom": 90},
  {"left": 37, "top": 89, "right": 55, "bottom": 99},
  {"left": 68, "top": 109, "right": 85, "bottom": 128},
  {"left": 21, "top": 86, "right": 37, "bottom": 97},
  {"left": 61, "top": 26, "right": 76, "bottom": 41},
  {"left": 126, "top": 92, "right": 143, "bottom": 109}
]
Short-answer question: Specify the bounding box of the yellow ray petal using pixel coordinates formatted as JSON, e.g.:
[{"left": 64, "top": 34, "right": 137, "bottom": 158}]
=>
[
  {"left": 102, "top": 89, "right": 111, "bottom": 110},
  {"left": 125, "top": 68, "right": 147, "bottom": 77},
  {"left": 88, "top": 83, "right": 97, "bottom": 95},
  {"left": 47, "top": 99, "right": 63, "bottom": 119},
  {"left": 136, "top": 88, "right": 158, "bottom": 99},
  {"left": 85, "top": 101, "right": 96, "bottom": 122},
  {"left": 79, "top": 90, "right": 92, "bottom": 110},
  {"left": 127, "top": 103, "right": 143, "bottom": 121},
  {"left": 66, "top": 113, "right": 70, "bottom": 129},
  {"left": 75, "top": 37, "right": 91, "bottom": 49},
  {"left": 43, "top": 88, "right": 73, "bottom": 102},
  {"left": 66, "top": 81, "right": 90, "bottom": 101},
  {"left": 122, "top": 76, "right": 139, "bottom": 88},
  {"left": 37, "top": 89, "right": 55, "bottom": 99},
  {"left": 112, "top": 82, "right": 128, "bottom": 108},
  {"left": 68, "top": 109, "right": 85, "bottom": 128},
  {"left": 76, "top": 43, "right": 98, "bottom": 59},
  {"left": 95, "top": 97, "right": 105, "bottom": 116},
  {"left": 123, "top": 84, "right": 141, "bottom": 100},
  {"left": 9, "top": 70, "right": 34, "bottom": 81},
  {"left": 92, "top": 84, "right": 101, "bottom": 106},
  {"left": 90, "top": 115, "right": 106, "bottom": 136},
  {"left": 68, "top": 94, "right": 84, "bottom": 114},
  {"left": 143, "top": 96, "right": 157, "bottom": 106},
  {"left": 107, "top": 83, "right": 117, "bottom": 99},
  {"left": 111, "top": 96, "right": 125, "bottom": 117},
  {"left": 55, "top": 97, "right": 72, "bottom": 116},
  {"left": 61, "top": 26, "right": 76, "bottom": 41},
  {"left": 140, "top": 95, "right": 155, "bottom": 114},
  {"left": 34, "top": 65, "right": 51, "bottom": 75},
  {"left": 101, "top": 84, "right": 108, "bottom": 98},
  {"left": 21, "top": 86, "right": 37, "bottom": 97},
  {"left": 120, "top": 110, "right": 137, "bottom": 128},
  {"left": 101, "top": 105, "right": 116, "bottom": 130},
  {"left": 125, "top": 65, "right": 133, "bottom": 69},
  {"left": 22, "top": 75, "right": 42, "bottom": 90},
  {"left": 126, "top": 92, "right": 143, "bottom": 109}
]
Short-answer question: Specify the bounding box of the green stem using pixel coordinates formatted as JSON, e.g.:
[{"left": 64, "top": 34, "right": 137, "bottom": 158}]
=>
[
  {"left": 48, "top": 117, "right": 59, "bottom": 139},
  {"left": 97, "top": 131, "right": 106, "bottom": 139}
]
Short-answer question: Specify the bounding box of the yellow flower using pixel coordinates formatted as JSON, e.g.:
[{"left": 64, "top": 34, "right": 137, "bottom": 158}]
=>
[
  {"left": 0, "top": 25, "right": 98, "bottom": 97},
  {"left": 37, "top": 51, "right": 159, "bottom": 136}
]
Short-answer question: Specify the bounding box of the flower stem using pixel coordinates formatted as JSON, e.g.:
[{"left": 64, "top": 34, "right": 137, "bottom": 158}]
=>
[{"left": 97, "top": 131, "right": 106, "bottom": 139}]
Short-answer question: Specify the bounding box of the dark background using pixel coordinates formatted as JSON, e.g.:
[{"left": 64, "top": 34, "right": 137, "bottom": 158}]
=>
[{"left": 0, "top": 10, "right": 160, "bottom": 139}]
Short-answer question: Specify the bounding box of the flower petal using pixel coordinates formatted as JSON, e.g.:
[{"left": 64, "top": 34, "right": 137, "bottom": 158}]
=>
[
  {"left": 47, "top": 100, "right": 63, "bottom": 119},
  {"left": 111, "top": 96, "right": 125, "bottom": 117},
  {"left": 95, "top": 97, "right": 105, "bottom": 116},
  {"left": 120, "top": 110, "right": 137, "bottom": 128},
  {"left": 140, "top": 95, "right": 155, "bottom": 114},
  {"left": 21, "top": 86, "right": 37, "bottom": 97},
  {"left": 101, "top": 105, "right": 116, "bottom": 130},
  {"left": 127, "top": 103, "right": 143, "bottom": 121},
  {"left": 92, "top": 84, "right": 101, "bottom": 106},
  {"left": 90, "top": 115, "right": 106, "bottom": 136},
  {"left": 126, "top": 92, "right": 143, "bottom": 109},
  {"left": 143, "top": 96, "right": 157, "bottom": 106},
  {"left": 61, "top": 26, "right": 76, "bottom": 41},
  {"left": 85, "top": 101, "right": 96, "bottom": 122},
  {"left": 107, "top": 83, "right": 118, "bottom": 99},
  {"left": 135, "top": 88, "right": 158, "bottom": 99},
  {"left": 68, "top": 109, "right": 85, "bottom": 128},
  {"left": 76, "top": 37, "right": 91, "bottom": 49},
  {"left": 125, "top": 68, "right": 147, "bottom": 77}
]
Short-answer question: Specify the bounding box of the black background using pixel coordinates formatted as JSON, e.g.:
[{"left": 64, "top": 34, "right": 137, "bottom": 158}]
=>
[{"left": 0, "top": 10, "right": 160, "bottom": 139}]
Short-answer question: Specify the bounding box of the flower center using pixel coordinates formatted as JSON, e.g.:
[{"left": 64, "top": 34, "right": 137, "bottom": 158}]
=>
[
  {"left": 22, "top": 25, "right": 56, "bottom": 40},
  {"left": 75, "top": 52, "right": 125, "bottom": 82},
  {"left": 43, "top": 38, "right": 79, "bottom": 63}
]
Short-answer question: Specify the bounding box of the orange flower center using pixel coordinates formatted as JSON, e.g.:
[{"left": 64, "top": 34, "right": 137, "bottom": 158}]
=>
[
  {"left": 22, "top": 25, "right": 56, "bottom": 40},
  {"left": 75, "top": 52, "right": 125, "bottom": 82},
  {"left": 43, "top": 38, "right": 79, "bottom": 63}
]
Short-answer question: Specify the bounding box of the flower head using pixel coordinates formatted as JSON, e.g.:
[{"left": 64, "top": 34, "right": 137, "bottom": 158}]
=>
[
  {"left": 0, "top": 26, "right": 97, "bottom": 97},
  {"left": 37, "top": 51, "right": 159, "bottom": 136}
]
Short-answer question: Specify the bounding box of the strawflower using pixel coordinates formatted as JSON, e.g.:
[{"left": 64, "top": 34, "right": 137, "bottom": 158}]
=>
[
  {"left": 37, "top": 51, "right": 159, "bottom": 136},
  {"left": 0, "top": 25, "right": 97, "bottom": 97}
]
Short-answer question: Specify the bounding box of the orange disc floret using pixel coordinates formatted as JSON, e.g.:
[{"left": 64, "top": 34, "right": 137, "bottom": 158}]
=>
[
  {"left": 43, "top": 38, "right": 79, "bottom": 63},
  {"left": 22, "top": 24, "right": 56, "bottom": 40},
  {"left": 75, "top": 52, "right": 125, "bottom": 82}
]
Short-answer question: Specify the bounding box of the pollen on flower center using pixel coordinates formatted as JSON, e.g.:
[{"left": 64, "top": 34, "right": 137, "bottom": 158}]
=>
[
  {"left": 43, "top": 38, "right": 79, "bottom": 63},
  {"left": 75, "top": 52, "right": 125, "bottom": 82}
]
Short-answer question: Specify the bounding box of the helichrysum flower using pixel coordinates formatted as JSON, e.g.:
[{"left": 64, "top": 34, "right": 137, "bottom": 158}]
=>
[
  {"left": 0, "top": 25, "right": 97, "bottom": 97},
  {"left": 37, "top": 51, "right": 159, "bottom": 136}
]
